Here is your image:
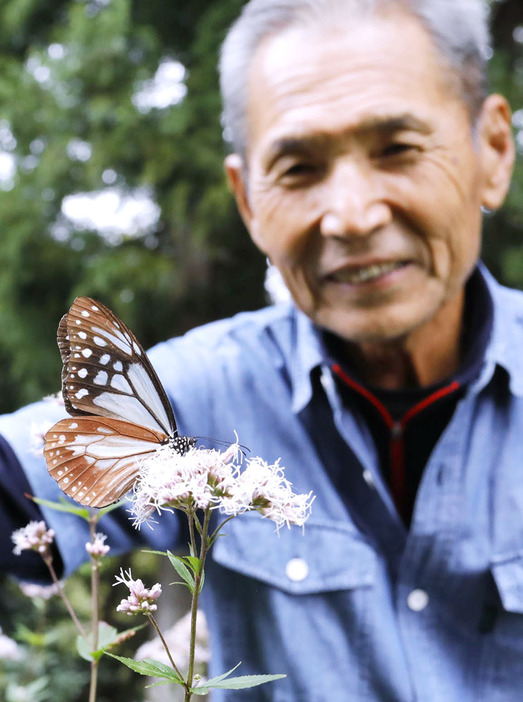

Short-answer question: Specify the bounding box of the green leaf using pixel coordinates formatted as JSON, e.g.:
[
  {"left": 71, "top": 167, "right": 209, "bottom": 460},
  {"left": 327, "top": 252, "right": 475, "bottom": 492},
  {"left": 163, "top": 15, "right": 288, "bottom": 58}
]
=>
[
  {"left": 192, "top": 673, "right": 286, "bottom": 693},
  {"left": 167, "top": 552, "right": 196, "bottom": 593},
  {"left": 32, "top": 496, "right": 91, "bottom": 519},
  {"left": 183, "top": 555, "right": 201, "bottom": 572},
  {"left": 76, "top": 621, "right": 119, "bottom": 662},
  {"left": 106, "top": 653, "right": 184, "bottom": 684},
  {"left": 97, "top": 500, "right": 126, "bottom": 517}
]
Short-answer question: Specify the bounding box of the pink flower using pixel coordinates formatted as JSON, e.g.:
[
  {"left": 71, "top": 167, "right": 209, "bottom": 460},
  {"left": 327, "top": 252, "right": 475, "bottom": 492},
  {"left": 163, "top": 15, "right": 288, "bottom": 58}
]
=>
[
  {"left": 85, "top": 532, "right": 110, "bottom": 558},
  {"left": 11, "top": 521, "right": 55, "bottom": 557},
  {"left": 114, "top": 568, "right": 162, "bottom": 616}
]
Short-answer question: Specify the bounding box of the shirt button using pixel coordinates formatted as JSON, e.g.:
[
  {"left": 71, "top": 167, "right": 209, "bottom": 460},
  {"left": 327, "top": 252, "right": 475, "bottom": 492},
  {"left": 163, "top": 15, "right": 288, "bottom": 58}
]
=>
[
  {"left": 362, "top": 469, "right": 375, "bottom": 487},
  {"left": 285, "top": 558, "right": 309, "bottom": 582},
  {"left": 407, "top": 589, "right": 429, "bottom": 612}
]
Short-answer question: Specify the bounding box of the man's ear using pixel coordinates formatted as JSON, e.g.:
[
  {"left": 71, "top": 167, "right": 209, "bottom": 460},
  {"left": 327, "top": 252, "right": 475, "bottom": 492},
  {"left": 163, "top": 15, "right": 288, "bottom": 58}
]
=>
[
  {"left": 225, "top": 153, "right": 253, "bottom": 230},
  {"left": 225, "top": 153, "right": 268, "bottom": 253},
  {"left": 478, "top": 94, "right": 515, "bottom": 210}
]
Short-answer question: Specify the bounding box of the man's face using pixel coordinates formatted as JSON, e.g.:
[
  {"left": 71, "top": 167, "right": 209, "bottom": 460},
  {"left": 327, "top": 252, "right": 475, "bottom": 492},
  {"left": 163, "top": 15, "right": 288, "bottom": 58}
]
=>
[{"left": 227, "top": 11, "right": 513, "bottom": 344}]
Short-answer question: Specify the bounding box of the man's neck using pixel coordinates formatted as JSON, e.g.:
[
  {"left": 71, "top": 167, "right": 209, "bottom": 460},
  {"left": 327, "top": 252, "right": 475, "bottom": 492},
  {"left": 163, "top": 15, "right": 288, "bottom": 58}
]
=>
[{"left": 340, "top": 289, "right": 465, "bottom": 390}]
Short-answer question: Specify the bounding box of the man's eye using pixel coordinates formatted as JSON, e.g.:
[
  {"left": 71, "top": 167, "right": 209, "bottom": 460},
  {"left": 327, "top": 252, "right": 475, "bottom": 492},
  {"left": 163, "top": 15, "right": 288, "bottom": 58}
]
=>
[
  {"left": 283, "top": 163, "right": 316, "bottom": 177},
  {"left": 381, "top": 142, "right": 417, "bottom": 158}
]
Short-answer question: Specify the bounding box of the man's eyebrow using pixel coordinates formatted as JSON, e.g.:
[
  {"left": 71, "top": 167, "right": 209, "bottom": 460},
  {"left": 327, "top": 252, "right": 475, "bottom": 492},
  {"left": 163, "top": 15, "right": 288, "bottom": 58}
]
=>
[
  {"left": 264, "top": 136, "right": 323, "bottom": 170},
  {"left": 264, "top": 114, "right": 432, "bottom": 168},
  {"left": 356, "top": 114, "right": 432, "bottom": 135}
]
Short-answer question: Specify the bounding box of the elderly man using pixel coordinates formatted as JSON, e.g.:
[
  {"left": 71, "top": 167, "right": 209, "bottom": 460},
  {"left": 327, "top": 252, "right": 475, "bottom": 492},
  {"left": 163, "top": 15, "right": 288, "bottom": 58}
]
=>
[{"left": 0, "top": 0, "right": 520, "bottom": 699}]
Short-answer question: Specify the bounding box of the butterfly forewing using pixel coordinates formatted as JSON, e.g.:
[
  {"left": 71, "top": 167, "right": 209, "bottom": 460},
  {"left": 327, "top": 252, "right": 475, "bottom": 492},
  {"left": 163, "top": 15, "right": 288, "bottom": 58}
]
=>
[
  {"left": 45, "top": 416, "right": 169, "bottom": 508},
  {"left": 44, "top": 296, "right": 196, "bottom": 507},
  {"left": 59, "top": 297, "right": 176, "bottom": 436}
]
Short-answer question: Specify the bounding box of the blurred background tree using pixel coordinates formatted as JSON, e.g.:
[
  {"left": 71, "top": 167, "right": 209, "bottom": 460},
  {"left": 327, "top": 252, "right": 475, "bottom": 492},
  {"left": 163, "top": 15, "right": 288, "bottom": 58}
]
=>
[
  {"left": 485, "top": 0, "right": 523, "bottom": 284},
  {"left": 0, "top": 0, "right": 260, "bottom": 412},
  {"left": 0, "top": 0, "right": 521, "bottom": 412}
]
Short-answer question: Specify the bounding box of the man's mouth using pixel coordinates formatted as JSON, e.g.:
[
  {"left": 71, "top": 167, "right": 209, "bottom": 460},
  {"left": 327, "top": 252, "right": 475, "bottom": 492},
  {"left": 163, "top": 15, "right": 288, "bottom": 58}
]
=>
[{"left": 329, "top": 260, "right": 408, "bottom": 285}]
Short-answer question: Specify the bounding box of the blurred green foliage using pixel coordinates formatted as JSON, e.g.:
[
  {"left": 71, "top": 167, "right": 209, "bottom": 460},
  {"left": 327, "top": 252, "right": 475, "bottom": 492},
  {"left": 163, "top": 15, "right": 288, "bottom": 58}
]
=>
[
  {"left": 0, "top": 0, "right": 262, "bottom": 412},
  {"left": 483, "top": 0, "right": 523, "bottom": 283},
  {"left": 0, "top": 1, "right": 521, "bottom": 413}
]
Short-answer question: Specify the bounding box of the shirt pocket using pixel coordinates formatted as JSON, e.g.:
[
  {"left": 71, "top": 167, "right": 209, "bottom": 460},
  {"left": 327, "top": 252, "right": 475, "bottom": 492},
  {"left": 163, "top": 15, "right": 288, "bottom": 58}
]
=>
[
  {"left": 490, "top": 552, "right": 523, "bottom": 650},
  {"left": 212, "top": 513, "right": 376, "bottom": 595}
]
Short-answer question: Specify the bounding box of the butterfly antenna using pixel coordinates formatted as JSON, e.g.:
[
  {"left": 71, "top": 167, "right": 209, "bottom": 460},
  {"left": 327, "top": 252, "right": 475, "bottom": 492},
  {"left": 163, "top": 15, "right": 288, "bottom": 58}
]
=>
[{"left": 193, "top": 435, "right": 251, "bottom": 455}]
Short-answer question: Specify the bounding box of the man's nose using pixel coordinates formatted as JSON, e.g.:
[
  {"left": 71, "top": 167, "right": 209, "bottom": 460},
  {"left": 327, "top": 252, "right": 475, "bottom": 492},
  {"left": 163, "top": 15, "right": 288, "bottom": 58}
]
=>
[{"left": 319, "top": 160, "right": 392, "bottom": 238}]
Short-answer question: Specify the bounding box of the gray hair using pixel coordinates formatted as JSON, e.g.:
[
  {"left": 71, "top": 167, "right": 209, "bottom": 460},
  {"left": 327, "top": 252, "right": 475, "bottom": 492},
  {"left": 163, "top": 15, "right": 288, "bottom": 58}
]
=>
[{"left": 219, "top": 0, "right": 491, "bottom": 158}]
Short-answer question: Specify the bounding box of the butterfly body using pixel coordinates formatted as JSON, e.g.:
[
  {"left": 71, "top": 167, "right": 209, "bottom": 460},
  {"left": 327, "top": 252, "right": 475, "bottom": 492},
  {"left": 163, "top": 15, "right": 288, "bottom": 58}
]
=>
[{"left": 44, "top": 297, "right": 195, "bottom": 508}]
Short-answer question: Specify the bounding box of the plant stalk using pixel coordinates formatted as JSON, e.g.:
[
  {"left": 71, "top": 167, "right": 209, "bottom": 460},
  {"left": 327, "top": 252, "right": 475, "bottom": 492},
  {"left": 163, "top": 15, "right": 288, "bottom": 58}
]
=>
[{"left": 184, "top": 508, "right": 212, "bottom": 702}]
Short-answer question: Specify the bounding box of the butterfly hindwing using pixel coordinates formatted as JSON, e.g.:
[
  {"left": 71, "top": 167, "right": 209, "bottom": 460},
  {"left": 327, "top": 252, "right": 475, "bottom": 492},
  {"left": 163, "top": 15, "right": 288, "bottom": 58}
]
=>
[
  {"left": 58, "top": 297, "right": 176, "bottom": 436},
  {"left": 45, "top": 416, "right": 169, "bottom": 508}
]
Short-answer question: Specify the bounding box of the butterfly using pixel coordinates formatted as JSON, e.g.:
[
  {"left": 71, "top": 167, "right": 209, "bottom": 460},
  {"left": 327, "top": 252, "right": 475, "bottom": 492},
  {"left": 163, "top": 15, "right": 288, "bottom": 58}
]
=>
[{"left": 44, "top": 296, "right": 195, "bottom": 508}]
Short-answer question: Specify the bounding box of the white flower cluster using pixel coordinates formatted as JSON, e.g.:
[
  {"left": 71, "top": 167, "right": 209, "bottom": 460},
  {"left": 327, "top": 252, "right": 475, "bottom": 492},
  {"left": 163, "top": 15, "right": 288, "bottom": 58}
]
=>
[
  {"left": 0, "top": 627, "right": 22, "bottom": 662},
  {"left": 11, "top": 520, "right": 55, "bottom": 556},
  {"left": 19, "top": 581, "right": 62, "bottom": 600},
  {"left": 129, "top": 442, "right": 314, "bottom": 529},
  {"left": 114, "top": 568, "right": 162, "bottom": 616}
]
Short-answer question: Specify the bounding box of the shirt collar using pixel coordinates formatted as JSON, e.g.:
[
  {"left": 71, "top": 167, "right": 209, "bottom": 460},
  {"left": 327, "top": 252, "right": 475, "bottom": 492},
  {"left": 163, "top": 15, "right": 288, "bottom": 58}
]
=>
[
  {"left": 290, "top": 310, "right": 327, "bottom": 413},
  {"left": 290, "top": 262, "right": 523, "bottom": 413},
  {"left": 478, "top": 262, "right": 523, "bottom": 397}
]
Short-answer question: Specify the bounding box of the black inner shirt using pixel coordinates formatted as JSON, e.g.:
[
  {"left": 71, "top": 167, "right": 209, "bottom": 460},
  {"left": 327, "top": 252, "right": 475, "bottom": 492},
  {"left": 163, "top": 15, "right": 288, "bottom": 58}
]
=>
[{"left": 323, "top": 269, "right": 494, "bottom": 525}]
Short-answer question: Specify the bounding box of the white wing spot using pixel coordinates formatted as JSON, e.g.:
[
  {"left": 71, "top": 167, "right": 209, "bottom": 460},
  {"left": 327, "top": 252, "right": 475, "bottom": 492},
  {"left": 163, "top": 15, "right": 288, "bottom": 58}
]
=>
[
  {"left": 94, "top": 370, "right": 108, "bottom": 385},
  {"left": 82, "top": 349, "right": 92, "bottom": 358},
  {"left": 110, "top": 374, "right": 132, "bottom": 393},
  {"left": 100, "top": 354, "right": 111, "bottom": 365},
  {"left": 75, "top": 320, "right": 81, "bottom": 325},
  {"left": 78, "top": 368, "right": 88, "bottom": 378},
  {"left": 78, "top": 331, "right": 87, "bottom": 340},
  {"left": 132, "top": 341, "right": 142, "bottom": 355},
  {"left": 63, "top": 477, "right": 69, "bottom": 484},
  {"left": 74, "top": 353, "right": 81, "bottom": 359},
  {"left": 91, "top": 305, "right": 99, "bottom": 311},
  {"left": 94, "top": 336, "right": 107, "bottom": 347},
  {"left": 75, "top": 388, "right": 89, "bottom": 399},
  {"left": 81, "top": 311, "right": 90, "bottom": 317},
  {"left": 69, "top": 422, "right": 79, "bottom": 429},
  {"left": 113, "top": 361, "right": 123, "bottom": 372},
  {"left": 72, "top": 486, "right": 77, "bottom": 493}
]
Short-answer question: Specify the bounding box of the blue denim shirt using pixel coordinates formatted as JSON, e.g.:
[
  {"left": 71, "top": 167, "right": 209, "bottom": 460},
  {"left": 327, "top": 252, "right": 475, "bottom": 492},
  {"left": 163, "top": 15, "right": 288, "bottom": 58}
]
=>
[{"left": 2, "top": 265, "right": 523, "bottom": 701}]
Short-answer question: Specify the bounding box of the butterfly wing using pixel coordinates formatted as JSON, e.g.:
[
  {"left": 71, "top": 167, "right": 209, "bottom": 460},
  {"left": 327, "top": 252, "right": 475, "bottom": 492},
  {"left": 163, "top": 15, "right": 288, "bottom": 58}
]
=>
[
  {"left": 45, "top": 416, "right": 168, "bottom": 507},
  {"left": 58, "top": 297, "right": 176, "bottom": 437}
]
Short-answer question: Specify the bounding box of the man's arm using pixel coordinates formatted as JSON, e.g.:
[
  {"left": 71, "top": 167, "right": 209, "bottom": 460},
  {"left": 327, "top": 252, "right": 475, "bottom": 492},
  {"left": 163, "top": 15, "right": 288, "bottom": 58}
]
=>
[{"left": 0, "top": 398, "right": 185, "bottom": 583}]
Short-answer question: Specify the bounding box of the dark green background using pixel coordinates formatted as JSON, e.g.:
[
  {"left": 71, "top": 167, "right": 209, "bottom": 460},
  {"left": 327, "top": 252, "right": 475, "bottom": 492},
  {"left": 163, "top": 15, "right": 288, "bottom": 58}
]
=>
[{"left": 0, "top": 0, "right": 520, "bottom": 415}]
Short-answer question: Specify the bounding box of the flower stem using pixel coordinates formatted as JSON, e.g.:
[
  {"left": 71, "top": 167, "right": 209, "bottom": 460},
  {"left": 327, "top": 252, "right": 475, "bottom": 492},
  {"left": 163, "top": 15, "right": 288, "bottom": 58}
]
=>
[
  {"left": 148, "top": 614, "right": 186, "bottom": 684},
  {"left": 43, "top": 554, "right": 86, "bottom": 637},
  {"left": 88, "top": 515, "right": 100, "bottom": 702},
  {"left": 184, "top": 509, "right": 212, "bottom": 702}
]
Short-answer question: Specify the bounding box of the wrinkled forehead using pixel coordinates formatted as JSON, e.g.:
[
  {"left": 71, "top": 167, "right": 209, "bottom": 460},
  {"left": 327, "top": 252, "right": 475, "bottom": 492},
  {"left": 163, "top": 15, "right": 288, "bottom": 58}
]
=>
[{"left": 245, "top": 8, "right": 462, "bottom": 140}]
